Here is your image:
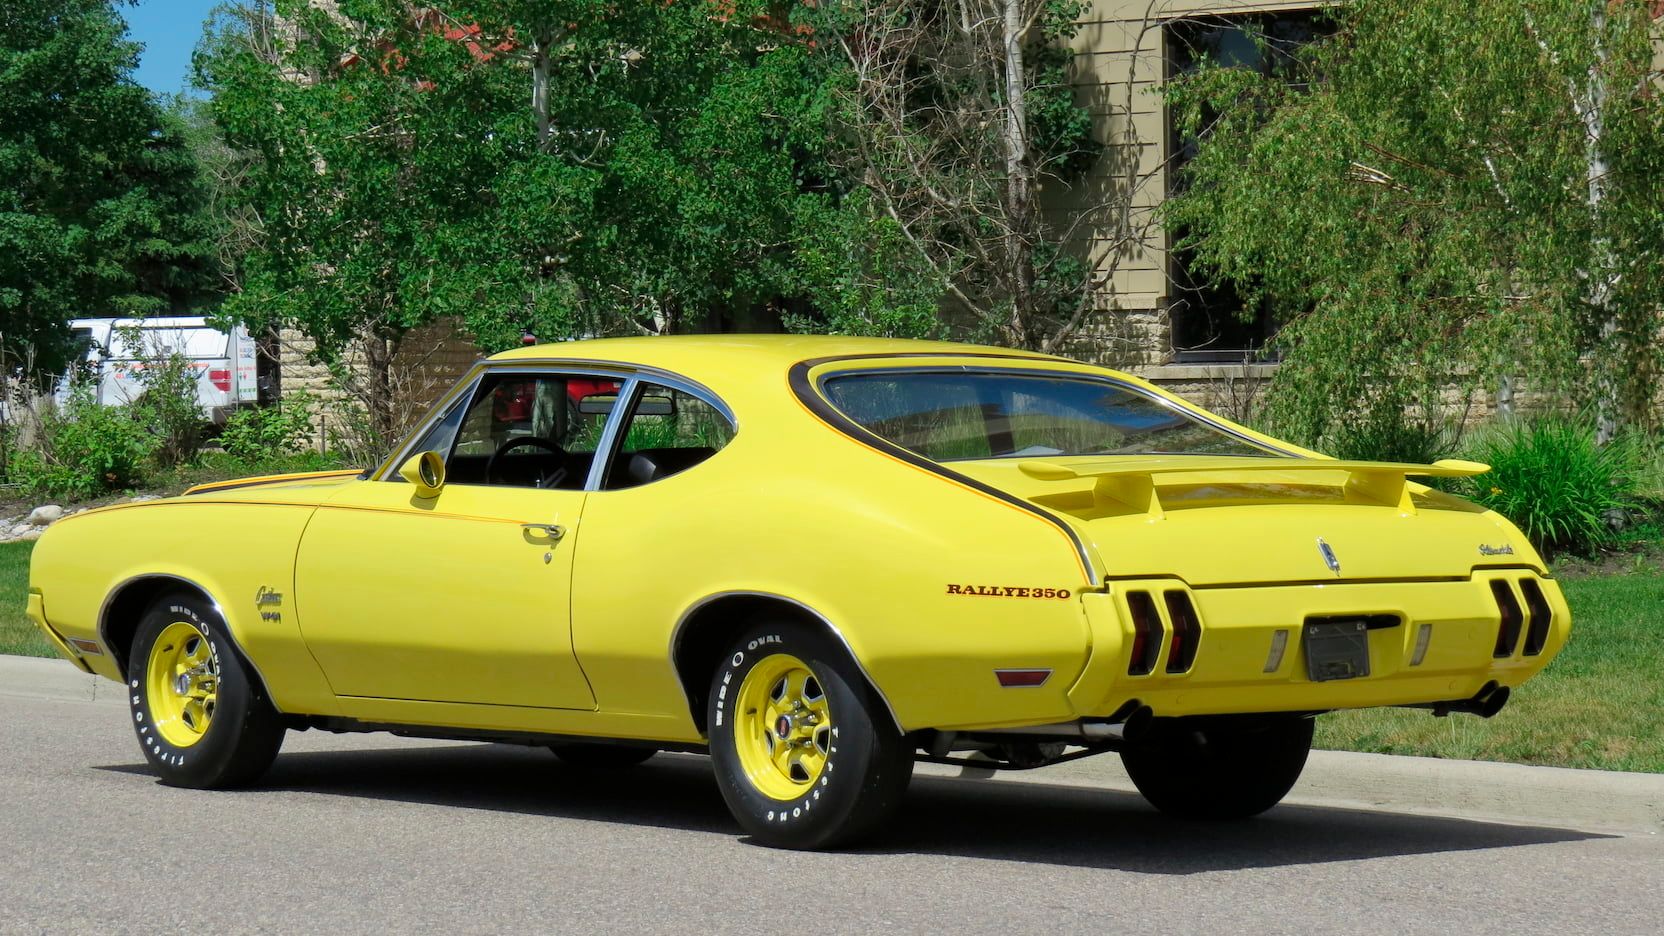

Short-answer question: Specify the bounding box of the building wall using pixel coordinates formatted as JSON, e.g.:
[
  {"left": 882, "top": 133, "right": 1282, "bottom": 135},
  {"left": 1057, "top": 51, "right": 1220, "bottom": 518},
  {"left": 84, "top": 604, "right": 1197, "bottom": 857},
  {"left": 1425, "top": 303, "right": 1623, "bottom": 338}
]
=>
[
  {"left": 277, "top": 319, "right": 483, "bottom": 453},
  {"left": 1067, "top": 1, "right": 1330, "bottom": 387}
]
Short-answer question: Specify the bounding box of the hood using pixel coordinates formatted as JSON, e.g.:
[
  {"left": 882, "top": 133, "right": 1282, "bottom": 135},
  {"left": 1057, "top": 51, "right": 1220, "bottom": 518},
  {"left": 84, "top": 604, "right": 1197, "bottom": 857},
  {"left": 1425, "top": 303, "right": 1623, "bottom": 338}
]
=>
[
  {"left": 950, "top": 456, "right": 1541, "bottom": 586},
  {"left": 182, "top": 468, "right": 366, "bottom": 501}
]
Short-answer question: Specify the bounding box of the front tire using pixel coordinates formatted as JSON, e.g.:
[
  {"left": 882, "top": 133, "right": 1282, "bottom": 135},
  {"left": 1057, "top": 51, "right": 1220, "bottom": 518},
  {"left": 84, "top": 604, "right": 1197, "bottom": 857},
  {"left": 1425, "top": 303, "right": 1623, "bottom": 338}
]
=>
[
  {"left": 707, "top": 623, "right": 911, "bottom": 850},
  {"left": 1120, "top": 717, "right": 1314, "bottom": 820},
  {"left": 127, "top": 592, "right": 286, "bottom": 788}
]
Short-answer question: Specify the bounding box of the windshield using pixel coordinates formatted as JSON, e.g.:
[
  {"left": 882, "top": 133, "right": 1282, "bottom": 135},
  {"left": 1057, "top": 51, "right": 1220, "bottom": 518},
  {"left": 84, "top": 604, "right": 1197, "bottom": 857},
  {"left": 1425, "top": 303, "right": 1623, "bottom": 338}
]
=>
[{"left": 821, "top": 371, "right": 1279, "bottom": 461}]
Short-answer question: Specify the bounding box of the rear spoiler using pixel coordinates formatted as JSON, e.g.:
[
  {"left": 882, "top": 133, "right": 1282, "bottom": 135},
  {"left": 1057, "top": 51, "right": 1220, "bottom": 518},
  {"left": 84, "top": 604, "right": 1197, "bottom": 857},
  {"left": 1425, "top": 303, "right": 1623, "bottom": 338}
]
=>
[{"left": 1017, "top": 457, "right": 1490, "bottom": 518}]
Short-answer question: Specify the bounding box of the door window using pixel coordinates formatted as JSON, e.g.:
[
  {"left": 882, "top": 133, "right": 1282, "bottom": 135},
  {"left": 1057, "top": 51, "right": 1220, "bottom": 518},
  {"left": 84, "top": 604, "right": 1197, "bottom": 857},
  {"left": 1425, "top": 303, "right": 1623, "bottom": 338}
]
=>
[
  {"left": 440, "top": 372, "right": 621, "bottom": 489},
  {"left": 603, "top": 383, "right": 734, "bottom": 489}
]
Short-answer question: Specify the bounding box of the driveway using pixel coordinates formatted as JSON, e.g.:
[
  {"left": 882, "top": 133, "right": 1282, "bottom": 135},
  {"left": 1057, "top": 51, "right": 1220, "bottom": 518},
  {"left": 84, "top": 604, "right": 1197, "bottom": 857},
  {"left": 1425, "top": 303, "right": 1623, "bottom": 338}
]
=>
[{"left": 2, "top": 675, "right": 1660, "bottom": 934}]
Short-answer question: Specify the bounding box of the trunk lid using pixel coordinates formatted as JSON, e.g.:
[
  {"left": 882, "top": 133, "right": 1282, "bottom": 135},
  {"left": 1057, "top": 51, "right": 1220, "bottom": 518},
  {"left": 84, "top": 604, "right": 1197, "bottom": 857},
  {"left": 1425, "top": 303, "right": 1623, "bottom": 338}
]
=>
[{"left": 950, "top": 456, "right": 1529, "bottom": 585}]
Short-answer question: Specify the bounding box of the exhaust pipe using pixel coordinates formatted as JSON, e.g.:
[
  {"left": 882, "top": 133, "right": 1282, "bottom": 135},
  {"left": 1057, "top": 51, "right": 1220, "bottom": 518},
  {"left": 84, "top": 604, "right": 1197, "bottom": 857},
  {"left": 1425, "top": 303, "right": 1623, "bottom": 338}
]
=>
[
  {"left": 1421, "top": 680, "right": 1510, "bottom": 719},
  {"left": 970, "top": 703, "right": 1155, "bottom": 744}
]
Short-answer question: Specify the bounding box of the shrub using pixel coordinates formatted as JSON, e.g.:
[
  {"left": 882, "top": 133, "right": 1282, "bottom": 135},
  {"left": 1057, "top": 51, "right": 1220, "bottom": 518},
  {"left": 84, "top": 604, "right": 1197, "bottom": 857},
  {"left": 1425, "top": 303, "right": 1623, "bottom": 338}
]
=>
[
  {"left": 115, "top": 326, "right": 205, "bottom": 469},
  {"left": 12, "top": 384, "right": 157, "bottom": 500},
  {"left": 1466, "top": 418, "right": 1640, "bottom": 557},
  {"left": 220, "top": 392, "right": 317, "bottom": 463},
  {"left": 1323, "top": 393, "right": 1461, "bottom": 465}
]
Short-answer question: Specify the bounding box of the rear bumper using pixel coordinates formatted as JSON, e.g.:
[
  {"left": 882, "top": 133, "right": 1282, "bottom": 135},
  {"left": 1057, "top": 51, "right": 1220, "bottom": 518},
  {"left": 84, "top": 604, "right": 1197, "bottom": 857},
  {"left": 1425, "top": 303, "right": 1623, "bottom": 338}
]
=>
[{"left": 1070, "top": 571, "right": 1571, "bottom": 719}]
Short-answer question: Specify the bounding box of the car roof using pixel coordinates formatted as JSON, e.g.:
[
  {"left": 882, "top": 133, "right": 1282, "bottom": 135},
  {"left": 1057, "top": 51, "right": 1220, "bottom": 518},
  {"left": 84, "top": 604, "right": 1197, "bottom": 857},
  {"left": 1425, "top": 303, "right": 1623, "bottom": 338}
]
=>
[{"left": 486, "top": 334, "right": 1066, "bottom": 374}]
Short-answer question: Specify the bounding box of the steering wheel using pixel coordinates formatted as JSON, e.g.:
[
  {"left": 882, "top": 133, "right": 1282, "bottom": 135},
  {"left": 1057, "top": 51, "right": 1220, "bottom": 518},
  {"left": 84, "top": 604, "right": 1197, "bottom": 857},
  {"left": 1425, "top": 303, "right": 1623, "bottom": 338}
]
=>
[{"left": 485, "top": 436, "right": 569, "bottom": 489}]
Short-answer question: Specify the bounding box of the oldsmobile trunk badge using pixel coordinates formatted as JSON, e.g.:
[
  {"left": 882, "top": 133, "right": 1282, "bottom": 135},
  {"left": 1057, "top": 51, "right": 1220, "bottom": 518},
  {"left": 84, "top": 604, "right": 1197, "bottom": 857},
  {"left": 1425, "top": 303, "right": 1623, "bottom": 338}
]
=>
[{"left": 1317, "top": 538, "right": 1341, "bottom": 576}]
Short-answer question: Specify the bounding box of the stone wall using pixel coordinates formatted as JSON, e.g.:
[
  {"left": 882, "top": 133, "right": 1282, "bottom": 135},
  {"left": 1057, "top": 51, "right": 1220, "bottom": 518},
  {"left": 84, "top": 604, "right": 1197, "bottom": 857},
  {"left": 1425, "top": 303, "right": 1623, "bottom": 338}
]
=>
[{"left": 274, "top": 318, "right": 484, "bottom": 453}]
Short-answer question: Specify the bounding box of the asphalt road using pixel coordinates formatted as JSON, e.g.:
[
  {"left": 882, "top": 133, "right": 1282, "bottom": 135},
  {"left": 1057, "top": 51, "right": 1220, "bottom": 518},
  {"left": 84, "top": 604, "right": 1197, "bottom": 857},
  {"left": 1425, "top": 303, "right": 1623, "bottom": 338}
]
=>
[{"left": 2, "top": 694, "right": 1660, "bottom": 936}]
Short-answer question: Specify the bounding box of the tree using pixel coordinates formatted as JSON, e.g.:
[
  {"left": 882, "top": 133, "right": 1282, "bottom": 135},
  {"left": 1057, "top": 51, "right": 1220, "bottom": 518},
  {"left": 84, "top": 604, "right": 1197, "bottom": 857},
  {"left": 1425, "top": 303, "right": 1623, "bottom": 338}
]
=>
[
  {"left": 804, "top": 0, "right": 1159, "bottom": 353},
  {"left": 199, "top": 0, "right": 918, "bottom": 439},
  {"left": 1165, "top": 0, "right": 1664, "bottom": 445},
  {"left": 0, "top": 0, "right": 219, "bottom": 378}
]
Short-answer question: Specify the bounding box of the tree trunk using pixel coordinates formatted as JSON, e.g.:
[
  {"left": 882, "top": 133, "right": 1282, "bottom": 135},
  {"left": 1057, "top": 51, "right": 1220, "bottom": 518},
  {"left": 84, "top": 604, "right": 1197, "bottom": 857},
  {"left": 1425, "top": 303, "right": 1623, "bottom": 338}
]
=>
[
  {"left": 1581, "top": 2, "right": 1619, "bottom": 444},
  {"left": 532, "top": 35, "right": 552, "bottom": 153},
  {"left": 361, "top": 331, "right": 399, "bottom": 451},
  {"left": 1000, "top": 0, "right": 1037, "bottom": 348}
]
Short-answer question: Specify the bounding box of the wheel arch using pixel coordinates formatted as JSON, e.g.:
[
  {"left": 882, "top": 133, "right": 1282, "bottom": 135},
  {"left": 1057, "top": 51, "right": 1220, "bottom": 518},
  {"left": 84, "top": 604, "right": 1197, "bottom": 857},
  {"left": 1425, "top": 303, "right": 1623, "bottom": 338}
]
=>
[
  {"left": 670, "top": 591, "right": 901, "bottom": 737},
  {"left": 99, "top": 574, "right": 276, "bottom": 706}
]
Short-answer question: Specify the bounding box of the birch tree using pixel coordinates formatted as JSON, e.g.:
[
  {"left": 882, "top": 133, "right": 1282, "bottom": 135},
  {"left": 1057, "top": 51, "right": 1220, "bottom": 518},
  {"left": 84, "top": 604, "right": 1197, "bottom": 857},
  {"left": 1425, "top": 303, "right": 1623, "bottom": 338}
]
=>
[
  {"left": 809, "top": 0, "right": 1163, "bottom": 353},
  {"left": 1165, "top": 0, "right": 1664, "bottom": 446}
]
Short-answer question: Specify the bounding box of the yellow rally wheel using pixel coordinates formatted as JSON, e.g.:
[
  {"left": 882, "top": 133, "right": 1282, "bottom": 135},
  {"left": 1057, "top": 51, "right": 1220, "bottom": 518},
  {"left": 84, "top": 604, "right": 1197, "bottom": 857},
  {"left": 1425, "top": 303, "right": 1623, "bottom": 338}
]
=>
[
  {"left": 734, "top": 653, "right": 834, "bottom": 801},
  {"left": 145, "top": 620, "right": 219, "bottom": 748}
]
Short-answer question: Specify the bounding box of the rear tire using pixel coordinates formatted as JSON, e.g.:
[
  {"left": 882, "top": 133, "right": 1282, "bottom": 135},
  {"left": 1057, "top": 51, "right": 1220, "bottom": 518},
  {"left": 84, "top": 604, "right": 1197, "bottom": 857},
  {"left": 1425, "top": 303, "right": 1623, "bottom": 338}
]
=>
[
  {"left": 707, "top": 622, "right": 911, "bottom": 850},
  {"left": 547, "top": 743, "right": 657, "bottom": 768},
  {"left": 127, "top": 592, "right": 285, "bottom": 788},
  {"left": 1120, "top": 717, "right": 1313, "bottom": 820}
]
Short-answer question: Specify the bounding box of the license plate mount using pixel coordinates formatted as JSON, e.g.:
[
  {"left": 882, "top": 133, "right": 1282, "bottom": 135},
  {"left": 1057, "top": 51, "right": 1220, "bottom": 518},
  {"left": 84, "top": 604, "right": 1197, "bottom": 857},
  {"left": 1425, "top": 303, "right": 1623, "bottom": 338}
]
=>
[{"left": 1304, "top": 619, "right": 1371, "bottom": 682}]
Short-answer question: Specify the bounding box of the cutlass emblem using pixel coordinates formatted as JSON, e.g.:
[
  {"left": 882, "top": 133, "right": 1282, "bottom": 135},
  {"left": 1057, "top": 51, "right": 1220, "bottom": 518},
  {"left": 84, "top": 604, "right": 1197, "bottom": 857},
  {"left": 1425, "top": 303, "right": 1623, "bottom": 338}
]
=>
[{"left": 1316, "top": 538, "right": 1341, "bottom": 576}]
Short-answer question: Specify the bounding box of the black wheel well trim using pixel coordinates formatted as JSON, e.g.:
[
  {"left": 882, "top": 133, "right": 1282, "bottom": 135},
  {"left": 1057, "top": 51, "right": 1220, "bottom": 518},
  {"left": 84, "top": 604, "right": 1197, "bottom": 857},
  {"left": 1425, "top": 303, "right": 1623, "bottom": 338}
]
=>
[
  {"left": 669, "top": 590, "right": 903, "bottom": 737},
  {"left": 97, "top": 573, "right": 282, "bottom": 713}
]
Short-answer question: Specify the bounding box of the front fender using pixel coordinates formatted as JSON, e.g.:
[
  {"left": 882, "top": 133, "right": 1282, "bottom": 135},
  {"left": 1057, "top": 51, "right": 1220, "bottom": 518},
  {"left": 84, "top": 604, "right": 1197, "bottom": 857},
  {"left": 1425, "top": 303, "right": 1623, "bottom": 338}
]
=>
[{"left": 28, "top": 501, "right": 340, "bottom": 716}]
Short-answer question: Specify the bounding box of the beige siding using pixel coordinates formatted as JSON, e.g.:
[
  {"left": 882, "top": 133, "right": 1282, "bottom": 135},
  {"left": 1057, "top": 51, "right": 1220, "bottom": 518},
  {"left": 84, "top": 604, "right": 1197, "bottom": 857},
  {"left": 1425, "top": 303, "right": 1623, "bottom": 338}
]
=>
[{"left": 1066, "top": 0, "right": 1328, "bottom": 367}]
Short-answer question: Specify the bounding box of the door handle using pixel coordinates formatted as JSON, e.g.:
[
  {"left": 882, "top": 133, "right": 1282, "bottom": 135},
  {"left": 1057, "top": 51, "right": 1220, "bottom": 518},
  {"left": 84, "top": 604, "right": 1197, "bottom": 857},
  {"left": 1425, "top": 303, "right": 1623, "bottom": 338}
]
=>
[{"left": 521, "top": 523, "right": 565, "bottom": 541}]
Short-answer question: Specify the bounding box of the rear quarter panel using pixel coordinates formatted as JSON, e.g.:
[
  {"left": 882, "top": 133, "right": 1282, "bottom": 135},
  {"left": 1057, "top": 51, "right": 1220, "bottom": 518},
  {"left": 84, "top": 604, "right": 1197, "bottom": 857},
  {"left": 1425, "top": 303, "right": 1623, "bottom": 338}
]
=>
[
  {"left": 29, "top": 499, "right": 339, "bottom": 716},
  {"left": 571, "top": 382, "right": 1102, "bottom": 734}
]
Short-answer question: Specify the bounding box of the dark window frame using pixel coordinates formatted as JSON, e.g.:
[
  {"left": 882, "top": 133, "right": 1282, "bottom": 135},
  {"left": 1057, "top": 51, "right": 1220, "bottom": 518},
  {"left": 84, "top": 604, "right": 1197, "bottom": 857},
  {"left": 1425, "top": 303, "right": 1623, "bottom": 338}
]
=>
[{"left": 1164, "top": 9, "right": 1335, "bottom": 364}]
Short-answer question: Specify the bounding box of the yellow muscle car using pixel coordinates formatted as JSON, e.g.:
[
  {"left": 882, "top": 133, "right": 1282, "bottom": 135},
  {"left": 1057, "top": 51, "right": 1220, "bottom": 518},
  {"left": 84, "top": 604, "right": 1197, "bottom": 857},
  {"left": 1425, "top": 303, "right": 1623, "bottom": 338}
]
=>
[{"left": 26, "top": 336, "right": 1570, "bottom": 849}]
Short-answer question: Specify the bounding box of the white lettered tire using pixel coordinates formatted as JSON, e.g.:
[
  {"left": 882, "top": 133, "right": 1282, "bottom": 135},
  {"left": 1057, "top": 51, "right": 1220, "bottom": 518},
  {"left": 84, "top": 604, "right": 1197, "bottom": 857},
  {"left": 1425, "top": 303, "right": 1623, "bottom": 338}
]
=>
[
  {"left": 127, "top": 592, "right": 286, "bottom": 788},
  {"left": 707, "top": 622, "right": 911, "bottom": 849}
]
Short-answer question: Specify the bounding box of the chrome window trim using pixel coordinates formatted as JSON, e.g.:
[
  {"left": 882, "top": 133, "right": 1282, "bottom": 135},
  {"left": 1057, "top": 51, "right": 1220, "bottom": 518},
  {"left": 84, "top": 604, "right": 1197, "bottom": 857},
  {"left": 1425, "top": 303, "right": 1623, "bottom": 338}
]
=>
[
  {"left": 814, "top": 363, "right": 1294, "bottom": 459},
  {"left": 374, "top": 369, "right": 485, "bottom": 481},
  {"left": 373, "top": 357, "right": 737, "bottom": 488},
  {"left": 582, "top": 376, "right": 640, "bottom": 491}
]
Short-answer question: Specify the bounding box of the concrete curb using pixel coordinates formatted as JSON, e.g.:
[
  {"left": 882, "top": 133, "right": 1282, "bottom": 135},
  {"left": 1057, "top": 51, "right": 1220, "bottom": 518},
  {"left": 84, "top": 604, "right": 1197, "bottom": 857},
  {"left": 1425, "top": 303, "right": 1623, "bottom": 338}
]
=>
[
  {"left": 0, "top": 653, "right": 122, "bottom": 704},
  {"left": 4, "top": 653, "right": 1660, "bottom": 834}
]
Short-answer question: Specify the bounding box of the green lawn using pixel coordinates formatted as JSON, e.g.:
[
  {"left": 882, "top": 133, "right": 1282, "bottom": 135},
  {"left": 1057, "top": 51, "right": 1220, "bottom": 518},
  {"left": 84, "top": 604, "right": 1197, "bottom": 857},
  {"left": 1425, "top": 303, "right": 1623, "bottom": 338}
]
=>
[
  {"left": 1317, "top": 572, "right": 1664, "bottom": 773},
  {"left": 3, "top": 536, "right": 1659, "bottom": 771},
  {"left": 0, "top": 542, "right": 49, "bottom": 657}
]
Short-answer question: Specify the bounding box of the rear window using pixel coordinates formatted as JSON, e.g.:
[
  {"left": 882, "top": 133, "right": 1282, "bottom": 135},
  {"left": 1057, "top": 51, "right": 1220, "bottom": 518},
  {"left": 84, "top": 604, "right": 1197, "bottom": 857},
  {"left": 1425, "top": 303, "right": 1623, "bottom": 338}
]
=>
[{"left": 821, "top": 371, "right": 1277, "bottom": 461}]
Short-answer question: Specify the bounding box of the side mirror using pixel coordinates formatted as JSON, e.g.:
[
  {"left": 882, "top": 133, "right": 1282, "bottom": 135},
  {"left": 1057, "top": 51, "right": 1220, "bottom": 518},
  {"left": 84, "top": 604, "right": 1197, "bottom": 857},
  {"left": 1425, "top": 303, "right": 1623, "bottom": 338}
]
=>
[{"left": 398, "top": 450, "right": 447, "bottom": 498}]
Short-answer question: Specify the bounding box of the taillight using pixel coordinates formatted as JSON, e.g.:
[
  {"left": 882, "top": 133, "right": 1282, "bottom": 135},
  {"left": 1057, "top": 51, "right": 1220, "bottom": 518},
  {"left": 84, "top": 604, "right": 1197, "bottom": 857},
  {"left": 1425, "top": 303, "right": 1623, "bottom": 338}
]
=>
[
  {"left": 1490, "top": 580, "right": 1523, "bottom": 658},
  {"left": 1163, "top": 591, "right": 1201, "bottom": 674},
  {"left": 1518, "top": 579, "right": 1553, "bottom": 656},
  {"left": 209, "top": 369, "right": 232, "bottom": 392},
  {"left": 1126, "top": 591, "right": 1163, "bottom": 676}
]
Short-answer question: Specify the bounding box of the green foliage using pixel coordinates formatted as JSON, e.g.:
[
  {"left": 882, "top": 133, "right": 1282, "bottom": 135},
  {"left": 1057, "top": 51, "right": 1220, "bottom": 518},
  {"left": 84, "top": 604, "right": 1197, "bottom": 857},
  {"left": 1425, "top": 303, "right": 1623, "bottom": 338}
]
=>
[
  {"left": 198, "top": 0, "right": 906, "bottom": 434},
  {"left": 112, "top": 326, "right": 207, "bottom": 469},
  {"left": 1466, "top": 418, "right": 1640, "bottom": 556},
  {"left": 1164, "top": 0, "right": 1664, "bottom": 441},
  {"left": 0, "top": 1, "right": 221, "bottom": 378},
  {"left": 1322, "top": 392, "right": 1461, "bottom": 464},
  {"left": 219, "top": 392, "right": 316, "bottom": 462},
  {"left": 12, "top": 384, "right": 157, "bottom": 500},
  {"left": 802, "top": 0, "right": 1113, "bottom": 352}
]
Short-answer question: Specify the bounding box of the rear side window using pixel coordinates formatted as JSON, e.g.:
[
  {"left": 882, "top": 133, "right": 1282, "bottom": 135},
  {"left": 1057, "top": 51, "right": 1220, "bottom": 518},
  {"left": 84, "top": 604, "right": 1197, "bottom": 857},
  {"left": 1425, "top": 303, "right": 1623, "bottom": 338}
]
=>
[
  {"left": 603, "top": 383, "right": 734, "bottom": 489},
  {"left": 822, "top": 371, "right": 1274, "bottom": 461}
]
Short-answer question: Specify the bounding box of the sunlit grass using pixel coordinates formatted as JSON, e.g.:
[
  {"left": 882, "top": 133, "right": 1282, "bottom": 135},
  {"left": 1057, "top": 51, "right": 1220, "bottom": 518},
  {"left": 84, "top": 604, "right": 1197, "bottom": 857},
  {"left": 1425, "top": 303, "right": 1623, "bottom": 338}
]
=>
[{"left": 0, "top": 542, "right": 49, "bottom": 658}]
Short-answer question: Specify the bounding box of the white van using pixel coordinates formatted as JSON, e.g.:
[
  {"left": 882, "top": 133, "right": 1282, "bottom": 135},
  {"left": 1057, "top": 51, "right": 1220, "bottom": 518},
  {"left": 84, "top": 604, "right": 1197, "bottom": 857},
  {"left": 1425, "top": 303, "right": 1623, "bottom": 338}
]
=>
[{"left": 63, "top": 317, "right": 259, "bottom": 424}]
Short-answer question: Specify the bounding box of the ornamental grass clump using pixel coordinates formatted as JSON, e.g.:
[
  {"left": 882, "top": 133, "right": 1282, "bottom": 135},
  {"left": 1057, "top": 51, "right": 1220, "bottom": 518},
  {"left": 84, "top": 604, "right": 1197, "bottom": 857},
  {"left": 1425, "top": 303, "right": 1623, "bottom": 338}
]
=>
[{"left": 1467, "top": 419, "right": 1640, "bottom": 557}]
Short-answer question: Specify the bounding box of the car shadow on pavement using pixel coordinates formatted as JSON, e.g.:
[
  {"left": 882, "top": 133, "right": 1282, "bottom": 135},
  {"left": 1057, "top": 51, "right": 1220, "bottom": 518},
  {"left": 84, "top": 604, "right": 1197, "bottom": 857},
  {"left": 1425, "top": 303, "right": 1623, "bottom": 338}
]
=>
[
  {"left": 884, "top": 774, "right": 1612, "bottom": 873},
  {"left": 98, "top": 743, "right": 1611, "bottom": 873}
]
